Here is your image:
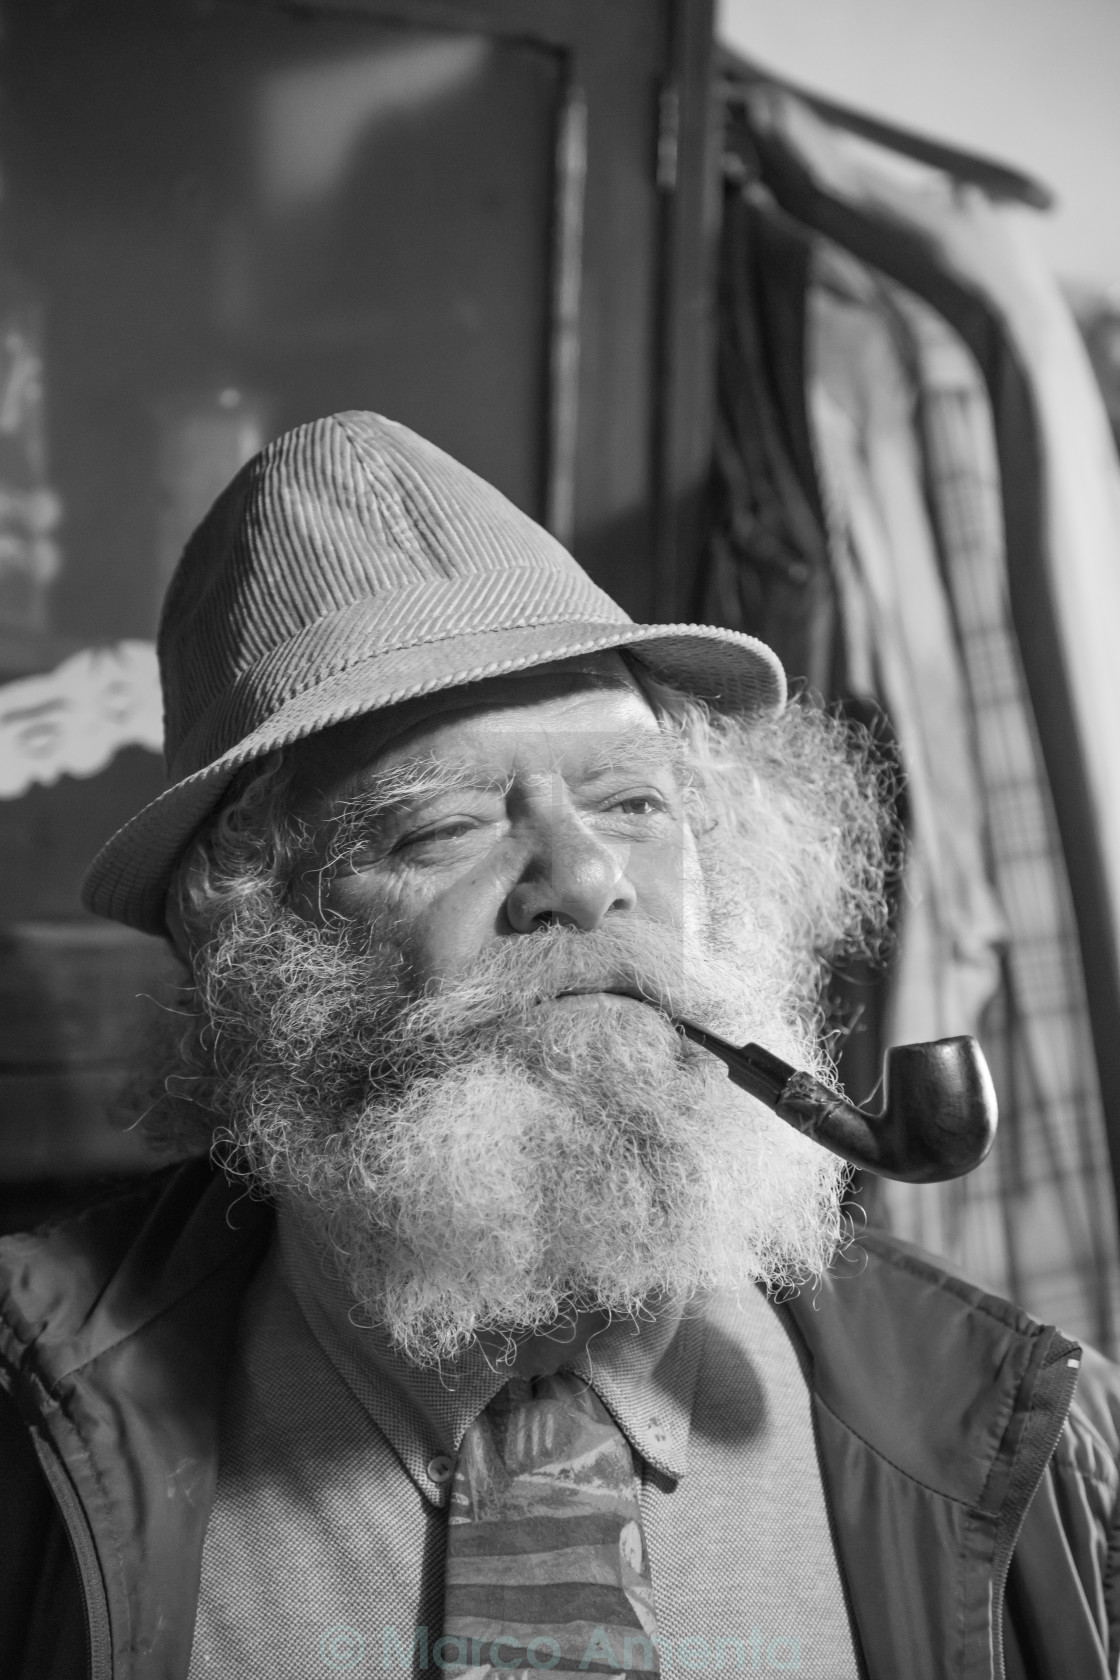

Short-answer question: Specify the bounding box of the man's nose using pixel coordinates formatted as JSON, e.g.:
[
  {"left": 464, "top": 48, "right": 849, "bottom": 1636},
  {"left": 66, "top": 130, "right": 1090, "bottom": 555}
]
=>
[{"left": 505, "top": 803, "right": 637, "bottom": 933}]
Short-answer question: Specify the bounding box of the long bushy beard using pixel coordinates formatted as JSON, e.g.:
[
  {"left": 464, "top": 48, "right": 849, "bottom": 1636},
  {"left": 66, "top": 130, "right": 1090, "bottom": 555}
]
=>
[{"left": 188, "top": 887, "right": 849, "bottom": 1367}]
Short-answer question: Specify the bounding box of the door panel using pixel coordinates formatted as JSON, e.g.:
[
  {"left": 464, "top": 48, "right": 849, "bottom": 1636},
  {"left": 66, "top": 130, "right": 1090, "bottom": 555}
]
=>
[
  {"left": 2, "top": 1, "right": 562, "bottom": 642},
  {"left": 0, "top": 0, "right": 716, "bottom": 1205}
]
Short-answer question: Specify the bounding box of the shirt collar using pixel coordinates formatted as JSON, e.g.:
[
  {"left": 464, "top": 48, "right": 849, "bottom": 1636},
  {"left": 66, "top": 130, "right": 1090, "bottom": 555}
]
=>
[{"left": 276, "top": 1201, "right": 700, "bottom": 1506}]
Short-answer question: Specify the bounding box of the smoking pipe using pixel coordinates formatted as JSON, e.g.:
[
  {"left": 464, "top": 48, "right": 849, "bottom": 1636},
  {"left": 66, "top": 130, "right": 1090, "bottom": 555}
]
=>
[{"left": 677, "top": 1022, "right": 997, "bottom": 1183}]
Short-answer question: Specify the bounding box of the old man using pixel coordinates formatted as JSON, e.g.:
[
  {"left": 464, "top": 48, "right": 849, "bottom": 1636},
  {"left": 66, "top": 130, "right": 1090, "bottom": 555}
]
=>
[{"left": 1, "top": 413, "right": 1117, "bottom": 1680}]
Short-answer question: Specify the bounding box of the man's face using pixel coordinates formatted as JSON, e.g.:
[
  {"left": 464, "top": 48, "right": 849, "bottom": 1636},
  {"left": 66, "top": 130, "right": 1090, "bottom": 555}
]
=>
[
  {"left": 180, "top": 657, "right": 853, "bottom": 1364},
  {"left": 286, "top": 658, "right": 697, "bottom": 1000}
]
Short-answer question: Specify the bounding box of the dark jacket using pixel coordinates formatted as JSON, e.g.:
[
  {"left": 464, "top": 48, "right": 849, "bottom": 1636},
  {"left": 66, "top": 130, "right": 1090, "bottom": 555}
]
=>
[{"left": 1, "top": 1160, "right": 1118, "bottom": 1680}]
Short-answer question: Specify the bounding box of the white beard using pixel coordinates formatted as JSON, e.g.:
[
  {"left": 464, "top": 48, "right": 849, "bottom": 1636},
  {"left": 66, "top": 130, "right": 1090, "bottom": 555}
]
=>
[{"left": 200, "top": 900, "right": 849, "bottom": 1368}]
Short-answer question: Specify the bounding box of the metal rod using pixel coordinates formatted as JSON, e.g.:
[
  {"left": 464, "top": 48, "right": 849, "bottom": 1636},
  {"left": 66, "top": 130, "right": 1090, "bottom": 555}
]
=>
[{"left": 677, "top": 1022, "right": 998, "bottom": 1184}]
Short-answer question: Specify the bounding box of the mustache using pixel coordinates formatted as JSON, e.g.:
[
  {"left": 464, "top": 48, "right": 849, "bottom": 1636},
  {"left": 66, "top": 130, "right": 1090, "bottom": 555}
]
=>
[{"left": 399, "top": 916, "right": 713, "bottom": 1040}]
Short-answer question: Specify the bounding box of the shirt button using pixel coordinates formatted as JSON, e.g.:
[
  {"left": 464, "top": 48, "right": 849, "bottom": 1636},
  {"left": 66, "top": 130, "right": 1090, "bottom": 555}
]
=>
[{"left": 427, "top": 1454, "right": 454, "bottom": 1484}]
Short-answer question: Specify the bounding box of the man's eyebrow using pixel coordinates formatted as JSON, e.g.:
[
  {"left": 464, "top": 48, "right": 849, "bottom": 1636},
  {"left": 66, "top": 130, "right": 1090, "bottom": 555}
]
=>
[
  {"left": 315, "top": 759, "right": 510, "bottom": 866},
  {"left": 573, "top": 728, "right": 683, "bottom": 784},
  {"left": 331, "top": 758, "right": 511, "bottom": 824}
]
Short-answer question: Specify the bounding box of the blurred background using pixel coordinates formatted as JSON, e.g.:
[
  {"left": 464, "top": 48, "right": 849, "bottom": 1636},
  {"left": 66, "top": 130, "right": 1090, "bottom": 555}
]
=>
[{"left": 2, "top": 0, "right": 1119, "bottom": 1356}]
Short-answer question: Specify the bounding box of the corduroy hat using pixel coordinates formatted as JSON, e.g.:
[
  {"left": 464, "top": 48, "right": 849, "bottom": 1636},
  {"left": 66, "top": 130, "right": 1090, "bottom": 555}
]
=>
[{"left": 82, "top": 412, "right": 786, "bottom": 936}]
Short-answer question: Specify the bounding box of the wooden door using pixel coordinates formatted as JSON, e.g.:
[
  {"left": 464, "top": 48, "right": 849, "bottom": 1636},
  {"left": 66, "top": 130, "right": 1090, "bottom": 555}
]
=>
[{"left": 0, "top": 0, "right": 718, "bottom": 1215}]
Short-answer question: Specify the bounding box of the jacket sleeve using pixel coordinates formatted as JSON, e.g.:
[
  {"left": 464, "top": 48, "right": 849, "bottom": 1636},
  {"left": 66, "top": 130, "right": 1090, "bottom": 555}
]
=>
[
  {"left": 1003, "top": 1343, "right": 1120, "bottom": 1680},
  {"left": 0, "top": 1383, "right": 89, "bottom": 1680}
]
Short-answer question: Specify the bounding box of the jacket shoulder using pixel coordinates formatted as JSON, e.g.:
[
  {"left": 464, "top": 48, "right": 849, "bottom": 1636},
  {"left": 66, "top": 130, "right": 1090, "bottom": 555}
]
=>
[
  {"left": 0, "top": 1159, "right": 271, "bottom": 1386},
  {"left": 0, "top": 1166, "right": 190, "bottom": 1349},
  {"left": 789, "top": 1227, "right": 1084, "bottom": 1503},
  {"left": 845, "top": 1226, "right": 1056, "bottom": 1330},
  {"left": 839, "top": 1223, "right": 1120, "bottom": 1538},
  {"left": 851, "top": 1227, "right": 1120, "bottom": 1456},
  {"left": 0, "top": 1160, "right": 274, "bottom": 1680}
]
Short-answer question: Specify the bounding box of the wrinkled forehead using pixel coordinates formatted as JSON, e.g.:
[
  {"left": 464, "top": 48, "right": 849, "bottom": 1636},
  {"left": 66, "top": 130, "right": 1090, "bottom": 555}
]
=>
[{"left": 285, "top": 651, "right": 661, "bottom": 813}]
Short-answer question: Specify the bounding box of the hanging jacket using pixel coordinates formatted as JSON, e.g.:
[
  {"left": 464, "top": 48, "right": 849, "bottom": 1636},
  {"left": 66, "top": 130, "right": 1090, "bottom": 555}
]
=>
[
  {"left": 702, "top": 179, "right": 836, "bottom": 694},
  {"left": 1, "top": 1160, "right": 1118, "bottom": 1680},
  {"left": 722, "top": 68, "right": 1120, "bottom": 1204}
]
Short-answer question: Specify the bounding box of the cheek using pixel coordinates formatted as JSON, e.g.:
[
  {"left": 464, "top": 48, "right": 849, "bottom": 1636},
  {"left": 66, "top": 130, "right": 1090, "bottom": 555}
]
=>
[
  {"left": 368, "top": 854, "right": 517, "bottom": 983},
  {"left": 290, "top": 863, "right": 390, "bottom": 927},
  {"left": 679, "top": 831, "right": 710, "bottom": 943},
  {"left": 629, "top": 828, "right": 695, "bottom": 928}
]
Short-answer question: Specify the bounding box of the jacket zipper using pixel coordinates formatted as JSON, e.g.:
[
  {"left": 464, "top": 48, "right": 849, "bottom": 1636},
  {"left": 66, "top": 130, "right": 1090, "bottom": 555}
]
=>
[
  {"left": 31, "top": 1427, "right": 113, "bottom": 1680},
  {"left": 987, "top": 1332, "right": 1083, "bottom": 1680}
]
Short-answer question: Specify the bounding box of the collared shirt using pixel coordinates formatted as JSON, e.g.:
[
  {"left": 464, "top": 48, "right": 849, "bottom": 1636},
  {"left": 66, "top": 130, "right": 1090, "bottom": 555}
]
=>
[{"left": 188, "top": 1210, "right": 860, "bottom": 1680}]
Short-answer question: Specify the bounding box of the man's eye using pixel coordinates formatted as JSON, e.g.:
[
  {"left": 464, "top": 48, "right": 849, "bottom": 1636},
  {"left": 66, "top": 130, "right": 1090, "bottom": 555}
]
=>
[
  {"left": 608, "top": 793, "right": 668, "bottom": 817},
  {"left": 394, "top": 818, "right": 481, "bottom": 851}
]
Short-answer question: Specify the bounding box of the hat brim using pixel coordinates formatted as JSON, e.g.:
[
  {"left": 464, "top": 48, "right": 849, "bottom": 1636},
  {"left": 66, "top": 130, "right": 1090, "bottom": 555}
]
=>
[{"left": 82, "top": 618, "right": 786, "bottom": 936}]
